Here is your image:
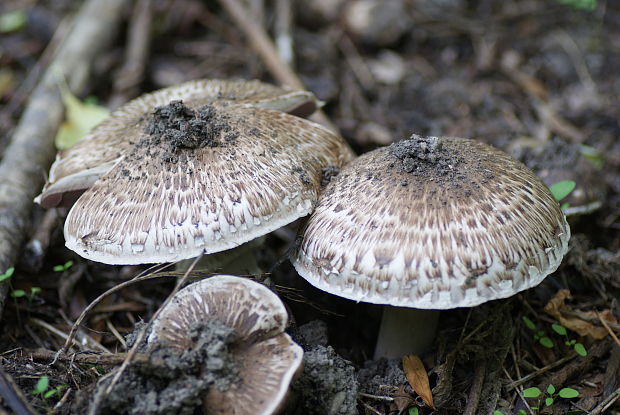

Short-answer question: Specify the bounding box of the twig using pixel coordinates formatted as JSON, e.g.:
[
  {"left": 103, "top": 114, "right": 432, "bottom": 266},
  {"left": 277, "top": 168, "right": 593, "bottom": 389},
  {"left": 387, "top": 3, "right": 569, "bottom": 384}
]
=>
[
  {"left": 21, "top": 209, "right": 60, "bottom": 273},
  {"left": 358, "top": 392, "right": 394, "bottom": 402},
  {"left": 109, "top": 0, "right": 152, "bottom": 109},
  {"left": 30, "top": 318, "right": 109, "bottom": 353},
  {"left": 275, "top": 0, "right": 294, "bottom": 66},
  {"left": 360, "top": 401, "right": 383, "bottom": 415},
  {"left": 216, "top": 0, "right": 340, "bottom": 134},
  {"left": 49, "top": 387, "right": 72, "bottom": 415},
  {"left": 506, "top": 354, "right": 576, "bottom": 390},
  {"left": 59, "top": 263, "right": 174, "bottom": 354},
  {"left": 598, "top": 311, "right": 620, "bottom": 347},
  {"left": 0, "top": 362, "right": 38, "bottom": 415},
  {"left": 24, "top": 348, "right": 149, "bottom": 366},
  {"left": 590, "top": 388, "right": 620, "bottom": 415},
  {"left": 0, "top": 0, "right": 127, "bottom": 322}
]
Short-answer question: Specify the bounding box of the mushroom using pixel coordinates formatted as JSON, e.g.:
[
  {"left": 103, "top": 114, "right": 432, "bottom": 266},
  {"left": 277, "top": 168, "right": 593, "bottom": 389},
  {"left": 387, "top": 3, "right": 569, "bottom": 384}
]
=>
[
  {"left": 147, "top": 274, "right": 303, "bottom": 415},
  {"left": 36, "top": 79, "right": 323, "bottom": 209},
  {"left": 292, "top": 134, "right": 570, "bottom": 359},
  {"left": 35, "top": 79, "right": 353, "bottom": 265}
]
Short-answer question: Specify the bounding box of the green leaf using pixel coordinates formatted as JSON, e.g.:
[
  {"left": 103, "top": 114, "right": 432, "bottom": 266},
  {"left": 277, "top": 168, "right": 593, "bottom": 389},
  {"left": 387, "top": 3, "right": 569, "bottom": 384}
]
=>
[
  {"left": 0, "top": 267, "right": 15, "bottom": 282},
  {"left": 522, "top": 316, "right": 536, "bottom": 330},
  {"left": 63, "top": 260, "right": 74, "bottom": 270},
  {"left": 551, "top": 324, "right": 567, "bottom": 336},
  {"left": 0, "top": 10, "right": 27, "bottom": 33},
  {"left": 539, "top": 337, "right": 554, "bottom": 348},
  {"left": 547, "top": 384, "right": 556, "bottom": 395},
  {"left": 574, "top": 343, "right": 587, "bottom": 356},
  {"left": 30, "top": 287, "right": 42, "bottom": 295},
  {"left": 54, "top": 80, "right": 109, "bottom": 150},
  {"left": 43, "top": 389, "right": 57, "bottom": 399},
  {"left": 549, "top": 180, "right": 576, "bottom": 202},
  {"left": 523, "top": 387, "right": 542, "bottom": 398},
  {"left": 580, "top": 145, "right": 603, "bottom": 169},
  {"left": 53, "top": 265, "right": 64, "bottom": 272},
  {"left": 32, "top": 376, "right": 49, "bottom": 395},
  {"left": 11, "top": 289, "right": 26, "bottom": 298},
  {"left": 493, "top": 411, "right": 504, "bottom": 415},
  {"left": 559, "top": 388, "right": 579, "bottom": 398},
  {"left": 556, "top": 0, "right": 597, "bottom": 10},
  {"left": 517, "top": 410, "right": 528, "bottom": 415},
  {"left": 408, "top": 407, "right": 419, "bottom": 415},
  {"left": 545, "top": 397, "right": 554, "bottom": 407}
]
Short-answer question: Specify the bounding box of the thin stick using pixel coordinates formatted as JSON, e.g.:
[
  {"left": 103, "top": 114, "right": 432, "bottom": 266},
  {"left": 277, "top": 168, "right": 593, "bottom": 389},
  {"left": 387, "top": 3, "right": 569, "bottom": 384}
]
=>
[
  {"left": 506, "top": 354, "right": 576, "bottom": 390},
  {"left": 598, "top": 311, "right": 620, "bottom": 347},
  {"left": 30, "top": 318, "right": 109, "bottom": 353},
  {"left": 590, "top": 388, "right": 620, "bottom": 415},
  {"left": 24, "top": 348, "right": 149, "bottom": 366},
  {"left": 59, "top": 264, "right": 173, "bottom": 354},
  {"left": 217, "top": 0, "right": 339, "bottom": 133}
]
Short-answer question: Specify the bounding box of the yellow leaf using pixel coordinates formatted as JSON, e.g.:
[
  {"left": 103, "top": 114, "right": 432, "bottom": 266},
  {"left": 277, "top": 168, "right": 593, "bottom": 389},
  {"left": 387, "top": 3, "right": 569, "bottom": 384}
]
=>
[
  {"left": 402, "top": 354, "right": 434, "bottom": 408},
  {"left": 54, "top": 81, "right": 109, "bottom": 150}
]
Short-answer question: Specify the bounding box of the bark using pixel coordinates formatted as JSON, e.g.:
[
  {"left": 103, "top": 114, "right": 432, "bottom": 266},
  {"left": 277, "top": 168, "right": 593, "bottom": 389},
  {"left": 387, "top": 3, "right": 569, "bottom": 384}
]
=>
[{"left": 0, "top": 0, "right": 127, "bottom": 321}]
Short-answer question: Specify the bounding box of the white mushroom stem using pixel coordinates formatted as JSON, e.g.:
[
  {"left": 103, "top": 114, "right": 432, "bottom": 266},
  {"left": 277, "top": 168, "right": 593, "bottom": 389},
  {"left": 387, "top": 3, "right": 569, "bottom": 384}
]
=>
[{"left": 374, "top": 307, "right": 440, "bottom": 359}]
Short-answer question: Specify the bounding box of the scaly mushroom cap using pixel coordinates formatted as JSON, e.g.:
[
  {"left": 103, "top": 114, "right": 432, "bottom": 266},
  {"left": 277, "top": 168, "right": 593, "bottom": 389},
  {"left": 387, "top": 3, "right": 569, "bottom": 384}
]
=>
[
  {"left": 36, "top": 79, "right": 321, "bottom": 208},
  {"left": 293, "top": 135, "right": 570, "bottom": 309},
  {"left": 54, "top": 91, "right": 351, "bottom": 265},
  {"left": 147, "top": 275, "right": 303, "bottom": 415}
]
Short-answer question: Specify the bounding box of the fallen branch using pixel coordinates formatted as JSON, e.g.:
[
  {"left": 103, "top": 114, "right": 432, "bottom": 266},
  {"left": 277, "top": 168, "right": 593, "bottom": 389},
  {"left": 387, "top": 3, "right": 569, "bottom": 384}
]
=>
[{"left": 0, "top": 0, "right": 127, "bottom": 322}]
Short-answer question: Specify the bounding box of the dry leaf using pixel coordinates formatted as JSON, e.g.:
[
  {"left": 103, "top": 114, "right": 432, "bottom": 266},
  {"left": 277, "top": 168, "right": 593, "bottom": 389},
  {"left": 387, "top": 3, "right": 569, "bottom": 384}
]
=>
[
  {"left": 402, "top": 354, "right": 434, "bottom": 408},
  {"left": 543, "top": 290, "right": 616, "bottom": 340},
  {"left": 391, "top": 384, "right": 415, "bottom": 414}
]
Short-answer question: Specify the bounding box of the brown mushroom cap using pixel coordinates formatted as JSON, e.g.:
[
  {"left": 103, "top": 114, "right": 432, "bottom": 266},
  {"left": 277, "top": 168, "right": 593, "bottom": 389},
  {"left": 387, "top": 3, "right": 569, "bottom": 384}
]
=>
[
  {"left": 36, "top": 79, "right": 321, "bottom": 209},
  {"left": 147, "top": 275, "right": 303, "bottom": 415},
  {"left": 293, "top": 135, "right": 570, "bottom": 309},
  {"left": 44, "top": 81, "right": 352, "bottom": 265}
]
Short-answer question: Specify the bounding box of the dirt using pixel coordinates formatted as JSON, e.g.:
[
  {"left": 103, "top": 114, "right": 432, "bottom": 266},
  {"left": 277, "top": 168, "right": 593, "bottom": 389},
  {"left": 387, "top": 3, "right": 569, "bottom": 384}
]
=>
[
  {"left": 84, "top": 319, "right": 239, "bottom": 415},
  {"left": 389, "top": 134, "right": 459, "bottom": 177},
  {"left": 288, "top": 345, "right": 359, "bottom": 415},
  {"left": 145, "top": 101, "right": 235, "bottom": 152},
  {"left": 0, "top": 0, "right": 619, "bottom": 414}
]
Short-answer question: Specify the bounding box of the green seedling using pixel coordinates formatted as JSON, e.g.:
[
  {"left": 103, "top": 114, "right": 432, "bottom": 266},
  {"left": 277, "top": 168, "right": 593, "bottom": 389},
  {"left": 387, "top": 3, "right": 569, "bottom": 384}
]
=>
[
  {"left": 494, "top": 410, "right": 526, "bottom": 415},
  {"left": 31, "top": 376, "right": 67, "bottom": 400},
  {"left": 549, "top": 180, "right": 576, "bottom": 211},
  {"left": 53, "top": 260, "right": 74, "bottom": 272},
  {"left": 408, "top": 408, "right": 419, "bottom": 415},
  {"left": 523, "top": 384, "right": 579, "bottom": 412},
  {"left": 11, "top": 286, "right": 42, "bottom": 303},
  {"left": 580, "top": 145, "right": 603, "bottom": 169},
  {"left": 31, "top": 376, "right": 49, "bottom": 396},
  {"left": 522, "top": 316, "right": 554, "bottom": 348},
  {"left": 551, "top": 324, "right": 587, "bottom": 356},
  {"left": 554, "top": 0, "right": 597, "bottom": 10},
  {"left": 0, "top": 10, "right": 27, "bottom": 33},
  {"left": 0, "top": 267, "right": 15, "bottom": 283}
]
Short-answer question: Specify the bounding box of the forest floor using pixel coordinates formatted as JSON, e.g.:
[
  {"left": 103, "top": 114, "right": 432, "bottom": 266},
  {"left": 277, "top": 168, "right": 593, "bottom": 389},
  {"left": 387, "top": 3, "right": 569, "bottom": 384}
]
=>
[{"left": 0, "top": 0, "right": 618, "bottom": 414}]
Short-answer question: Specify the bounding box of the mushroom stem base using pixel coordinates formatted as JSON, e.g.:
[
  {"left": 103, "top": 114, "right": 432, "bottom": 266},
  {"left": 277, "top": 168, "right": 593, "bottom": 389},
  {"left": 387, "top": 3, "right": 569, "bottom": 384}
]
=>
[{"left": 374, "top": 307, "right": 440, "bottom": 359}]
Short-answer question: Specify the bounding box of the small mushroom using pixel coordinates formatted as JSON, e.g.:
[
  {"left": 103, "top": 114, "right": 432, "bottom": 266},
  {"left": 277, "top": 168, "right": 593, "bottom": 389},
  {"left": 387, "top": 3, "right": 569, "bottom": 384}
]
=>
[
  {"left": 147, "top": 274, "right": 303, "bottom": 415},
  {"left": 36, "top": 79, "right": 353, "bottom": 264},
  {"left": 292, "top": 134, "right": 570, "bottom": 358}
]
